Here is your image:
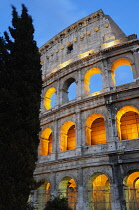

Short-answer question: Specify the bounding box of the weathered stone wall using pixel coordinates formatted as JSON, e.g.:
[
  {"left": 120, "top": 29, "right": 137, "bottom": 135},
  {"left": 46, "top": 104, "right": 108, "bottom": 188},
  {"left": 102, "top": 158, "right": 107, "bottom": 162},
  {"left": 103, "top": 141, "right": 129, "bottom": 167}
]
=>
[{"left": 34, "top": 9, "right": 139, "bottom": 210}]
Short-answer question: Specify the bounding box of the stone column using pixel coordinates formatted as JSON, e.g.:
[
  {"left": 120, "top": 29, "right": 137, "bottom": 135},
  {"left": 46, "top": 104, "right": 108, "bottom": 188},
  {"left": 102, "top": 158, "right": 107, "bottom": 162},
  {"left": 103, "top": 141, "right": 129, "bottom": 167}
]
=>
[
  {"left": 76, "top": 69, "right": 82, "bottom": 100},
  {"left": 102, "top": 59, "right": 114, "bottom": 91},
  {"left": 76, "top": 168, "right": 84, "bottom": 210},
  {"left": 53, "top": 118, "right": 59, "bottom": 160},
  {"left": 132, "top": 48, "right": 139, "bottom": 80},
  {"left": 50, "top": 172, "right": 58, "bottom": 198},
  {"left": 110, "top": 162, "right": 126, "bottom": 210},
  {"left": 31, "top": 189, "right": 38, "bottom": 209},
  {"left": 85, "top": 126, "right": 92, "bottom": 146},
  {"left": 105, "top": 103, "right": 118, "bottom": 143},
  {"left": 75, "top": 111, "right": 82, "bottom": 156},
  {"left": 55, "top": 79, "right": 60, "bottom": 108}
]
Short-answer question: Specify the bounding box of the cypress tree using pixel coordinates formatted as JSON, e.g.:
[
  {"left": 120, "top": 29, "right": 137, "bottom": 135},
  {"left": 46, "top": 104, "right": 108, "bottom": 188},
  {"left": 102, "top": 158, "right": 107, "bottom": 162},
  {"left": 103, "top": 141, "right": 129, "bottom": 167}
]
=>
[{"left": 0, "top": 5, "right": 42, "bottom": 210}]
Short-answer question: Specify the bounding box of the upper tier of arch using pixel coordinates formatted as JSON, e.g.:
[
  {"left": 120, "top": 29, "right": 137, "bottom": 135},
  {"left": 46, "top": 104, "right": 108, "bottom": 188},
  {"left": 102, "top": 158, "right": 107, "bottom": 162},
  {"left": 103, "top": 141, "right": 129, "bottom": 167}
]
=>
[{"left": 40, "top": 9, "right": 129, "bottom": 77}]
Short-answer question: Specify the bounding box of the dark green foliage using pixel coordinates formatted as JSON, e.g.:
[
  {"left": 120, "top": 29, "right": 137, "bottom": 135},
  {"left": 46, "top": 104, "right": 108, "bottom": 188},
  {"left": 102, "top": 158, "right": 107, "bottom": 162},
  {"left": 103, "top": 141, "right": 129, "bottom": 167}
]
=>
[
  {"left": 44, "top": 197, "right": 72, "bottom": 210},
  {"left": 0, "top": 4, "right": 42, "bottom": 210}
]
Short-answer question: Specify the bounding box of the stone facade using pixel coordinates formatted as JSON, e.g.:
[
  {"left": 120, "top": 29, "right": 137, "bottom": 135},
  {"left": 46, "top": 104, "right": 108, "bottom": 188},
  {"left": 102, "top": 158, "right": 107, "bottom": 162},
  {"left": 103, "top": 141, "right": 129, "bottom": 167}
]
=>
[{"left": 33, "top": 10, "right": 139, "bottom": 210}]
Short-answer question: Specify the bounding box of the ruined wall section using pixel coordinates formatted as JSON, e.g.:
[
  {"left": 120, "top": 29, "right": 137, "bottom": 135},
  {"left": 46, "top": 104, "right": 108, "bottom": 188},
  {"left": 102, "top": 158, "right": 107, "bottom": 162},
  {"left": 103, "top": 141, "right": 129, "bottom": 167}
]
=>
[{"left": 40, "top": 10, "right": 126, "bottom": 80}]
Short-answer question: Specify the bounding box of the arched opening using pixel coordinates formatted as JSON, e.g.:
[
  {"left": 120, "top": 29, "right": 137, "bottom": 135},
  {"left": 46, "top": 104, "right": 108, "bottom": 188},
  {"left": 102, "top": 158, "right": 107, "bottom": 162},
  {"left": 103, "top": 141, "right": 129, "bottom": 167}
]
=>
[
  {"left": 111, "top": 58, "right": 134, "bottom": 86},
  {"left": 123, "top": 172, "right": 139, "bottom": 210},
  {"left": 60, "top": 121, "right": 76, "bottom": 151},
  {"left": 62, "top": 78, "right": 76, "bottom": 103},
  {"left": 86, "top": 114, "right": 106, "bottom": 146},
  {"left": 88, "top": 173, "right": 111, "bottom": 210},
  {"left": 58, "top": 176, "right": 77, "bottom": 210},
  {"left": 51, "top": 92, "right": 56, "bottom": 108},
  {"left": 44, "top": 87, "right": 56, "bottom": 110},
  {"left": 116, "top": 106, "right": 139, "bottom": 140},
  {"left": 37, "top": 180, "right": 51, "bottom": 210},
  {"left": 40, "top": 128, "right": 53, "bottom": 156},
  {"left": 84, "top": 68, "right": 103, "bottom": 95},
  {"left": 68, "top": 82, "right": 76, "bottom": 100}
]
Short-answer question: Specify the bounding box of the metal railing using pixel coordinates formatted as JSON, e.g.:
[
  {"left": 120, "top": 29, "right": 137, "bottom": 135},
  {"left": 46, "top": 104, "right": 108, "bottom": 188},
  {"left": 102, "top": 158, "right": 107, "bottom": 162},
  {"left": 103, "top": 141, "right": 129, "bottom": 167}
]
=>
[
  {"left": 124, "top": 188, "right": 139, "bottom": 210},
  {"left": 37, "top": 189, "right": 51, "bottom": 210},
  {"left": 58, "top": 187, "right": 77, "bottom": 210},
  {"left": 87, "top": 188, "right": 111, "bottom": 210}
]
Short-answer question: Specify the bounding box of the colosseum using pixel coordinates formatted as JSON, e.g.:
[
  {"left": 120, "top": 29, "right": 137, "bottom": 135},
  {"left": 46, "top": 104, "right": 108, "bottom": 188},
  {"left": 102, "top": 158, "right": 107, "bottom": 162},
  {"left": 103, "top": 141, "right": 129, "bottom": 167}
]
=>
[{"left": 32, "top": 9, "right": 139, "bottom": 210}]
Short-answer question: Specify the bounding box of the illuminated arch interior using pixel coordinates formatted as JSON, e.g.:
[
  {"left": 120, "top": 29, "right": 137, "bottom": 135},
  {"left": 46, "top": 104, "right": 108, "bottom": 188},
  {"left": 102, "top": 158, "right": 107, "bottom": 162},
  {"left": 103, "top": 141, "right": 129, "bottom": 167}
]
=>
[
  {"left": 88, "top": 173, "right": 111, "bottom": 210},
  {"left": 111, "top": 58, "right": 133, "bottom": 85},
  {"left": 44, "top": 87, "right": 56, "bottom": 110},
  {"left": 62, "top": 78, "right": 76, "bottom": 103},
  {"left": 84, "top": 68, "right": 102, "bottom": 94},
  {"left": 38, "top": 180, "right": 51, "bottom": 210},
  {"left": 40, "top": 128, "right": 52, "bottom": 156},
  {"left": 116, "top": 106, "right": 139, "bottom": 140},
  {"left": 58, "top": 176, "right": 77, "bottom": 210},
  {"left": 124, "top": 172, "right": 139, "bottom": 210},
  {"left": 60, "top": 121, "right": 76, "bottom": 151},
  {"left": 86, "top": 113, "right": 106, "bottom": 146}
]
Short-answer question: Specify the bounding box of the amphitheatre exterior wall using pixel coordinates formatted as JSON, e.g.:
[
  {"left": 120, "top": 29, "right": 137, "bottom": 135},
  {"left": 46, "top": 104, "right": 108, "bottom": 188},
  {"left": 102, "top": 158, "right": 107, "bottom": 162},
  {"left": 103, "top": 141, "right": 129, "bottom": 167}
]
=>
[{"left": 33, "top": 9, "right": 139, "bottom": 210}]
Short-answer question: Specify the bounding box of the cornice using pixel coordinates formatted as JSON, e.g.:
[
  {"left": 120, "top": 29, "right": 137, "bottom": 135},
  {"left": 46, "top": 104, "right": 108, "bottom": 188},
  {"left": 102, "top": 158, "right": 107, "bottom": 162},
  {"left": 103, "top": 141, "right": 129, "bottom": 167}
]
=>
[{"left": 42, "top": 38, "right": 139, "bottom": 87}]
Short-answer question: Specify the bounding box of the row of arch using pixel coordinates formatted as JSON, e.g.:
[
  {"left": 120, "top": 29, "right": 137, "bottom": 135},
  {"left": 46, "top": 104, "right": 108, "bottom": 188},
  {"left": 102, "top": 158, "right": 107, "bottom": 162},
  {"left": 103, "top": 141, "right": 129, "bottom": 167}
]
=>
[
  {"left": 40, "top": 106, "right": 139, "bottom": 156},
  {"left": 37, "top": 171, "right": 139, "bottom": 210},
  {"left": 44, "top": 58, "right": 134, "bottom": 110}
]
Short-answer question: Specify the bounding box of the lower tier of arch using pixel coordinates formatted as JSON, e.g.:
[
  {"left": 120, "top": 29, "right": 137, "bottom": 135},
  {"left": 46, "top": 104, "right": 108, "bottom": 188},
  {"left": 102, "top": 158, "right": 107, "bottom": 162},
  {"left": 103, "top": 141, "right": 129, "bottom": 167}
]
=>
[{"left": 32, "top": 150, "right": 139, "bottom": 210}]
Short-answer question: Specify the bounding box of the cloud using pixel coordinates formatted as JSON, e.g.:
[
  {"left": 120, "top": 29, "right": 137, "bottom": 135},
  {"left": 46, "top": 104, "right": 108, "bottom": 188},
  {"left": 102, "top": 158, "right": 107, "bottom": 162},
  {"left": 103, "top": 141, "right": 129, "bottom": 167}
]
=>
[{"left": 58, "top": 0, "right": 77, "bottom": 11}]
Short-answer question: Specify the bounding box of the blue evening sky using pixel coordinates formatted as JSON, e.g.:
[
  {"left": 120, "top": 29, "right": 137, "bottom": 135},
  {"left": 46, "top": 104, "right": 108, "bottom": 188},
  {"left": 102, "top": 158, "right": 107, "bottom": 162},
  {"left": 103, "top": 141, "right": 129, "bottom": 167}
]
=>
[{"left": 0, "top": 0, "right": 139, "bottom": 48}]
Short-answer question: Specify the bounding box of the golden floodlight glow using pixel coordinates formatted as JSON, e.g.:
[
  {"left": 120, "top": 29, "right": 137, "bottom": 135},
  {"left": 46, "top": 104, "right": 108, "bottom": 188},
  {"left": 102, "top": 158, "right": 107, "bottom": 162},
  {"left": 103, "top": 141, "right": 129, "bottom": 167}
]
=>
[
  {"left": 59, "top": 59, "right": 72, "bottom": 68},
  {"left": 86, "top": 113, "right": 106, "bottom": 145},
  {"left": 126, "top": 172, "right": 139, "bottom": 187},
  {"left": 60, "top": 121, "right": 76, "bottom": 151},
  {"left": 90, "top": 90, "right": 103, "bottom": 96},
  {"left": 38, "top": 180, "right": 51, "bottom": 209},
  {"left": 116, "top": 106, "right": 139, "bottom": 140},
  {"left": 124, "top": 172, "right": 139, "bottom": 209},
  {"left": 40, "top": 128, "right": 52, "bottom": 156},
  {"left": 116, "top": 106, "right": 139, "bottom": 122},
  {"left": 44, "top": 87, "right": 56, "bottom": 110},
  {"left": 93, "top": 174, "right": 109, "bottom": 187},
  {"left": 58, "top": 176, "right": 77, "bottom": 209},
  {"left": 92, "top": 174, "right": 111, "bottom": 209},
  {"left": 84, "top": 68, "right": 101, "bottom": 94},
  {"left": 111, "top": 58, "right": 131, "bottom": 85},
  {"left": 104, "top": 41, "right": 116, "bottom": 48}
]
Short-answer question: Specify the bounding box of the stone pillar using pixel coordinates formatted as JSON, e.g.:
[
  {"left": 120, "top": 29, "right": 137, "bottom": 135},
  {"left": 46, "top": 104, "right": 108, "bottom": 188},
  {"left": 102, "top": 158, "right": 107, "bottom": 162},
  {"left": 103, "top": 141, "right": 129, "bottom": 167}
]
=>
[
  {"left": 31, "top": 190, "right": 38, "bottom": 209},
  {"left": 102, "top": 59, "right": 114, "bottom": 91},
  {"left": 85, "top": 126, "right": 92, "bottom": 145},
  {"left": 75, "top": 111, "right": 82, "bottom": 156},
  {"left": 110, "top": 161, "right": 126, "bottom": 210},
  {"left": 55, "top": 79, "right": 60, "bottom": 108},
  {"left": 60, "top": 133, "right": 68, "bottom": 151},
  {"left": 51, "top": 172, "right": 58, "bottom": 198},
  {"left": 110, "top": 183, "right": 124, "bottom": 210},
  {"left": 132, "top": 48, "right": 139, "bottom": 80},
  {"left": 53, "top": 119, "right": 59, "bottom": 160},
  {"left": 105, "top": 103, "right": 118, "bottom": 143},
  {"left": 76, "top": 168, "right": 84, "bottom": 210},
  {"left": 76, "top": 69, "right": 82, "bottom": 100}
]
